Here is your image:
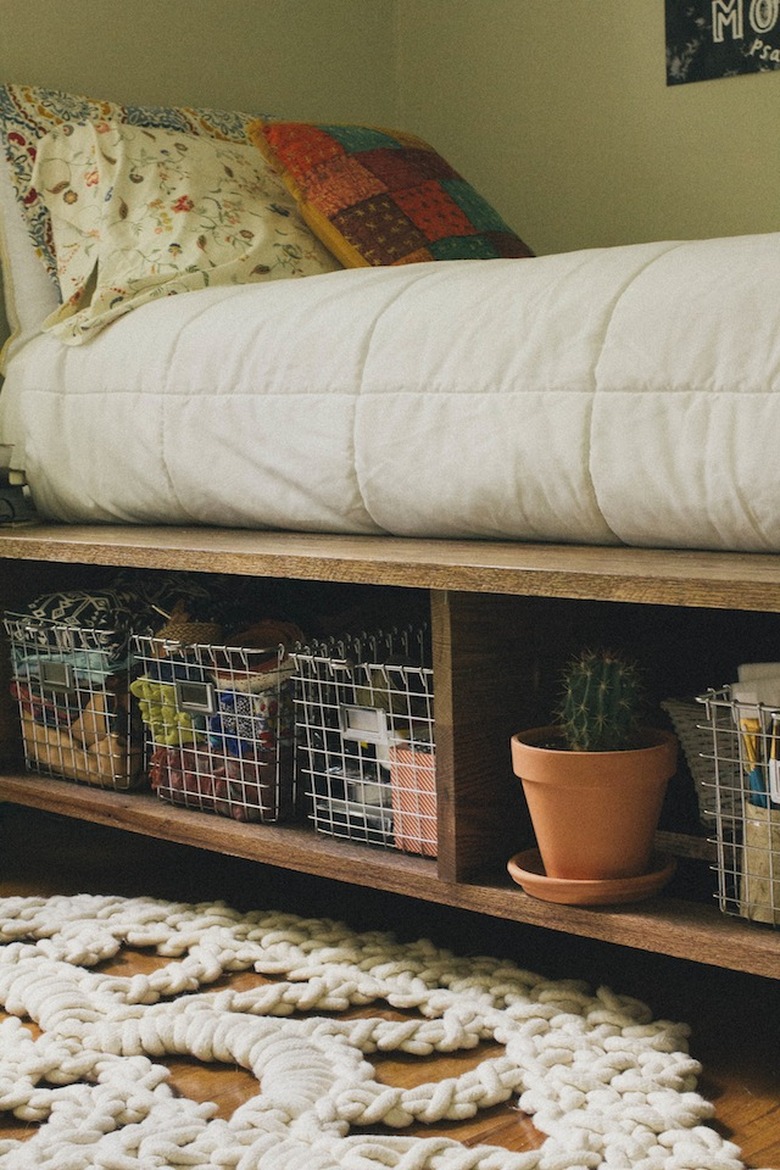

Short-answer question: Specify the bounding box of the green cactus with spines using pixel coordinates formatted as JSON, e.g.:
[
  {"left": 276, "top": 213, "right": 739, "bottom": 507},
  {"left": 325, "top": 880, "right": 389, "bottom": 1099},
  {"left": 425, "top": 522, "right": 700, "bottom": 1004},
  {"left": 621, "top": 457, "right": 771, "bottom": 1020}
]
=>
[{"left": 555, "top": 647, "right": 646, "bottom": 752}]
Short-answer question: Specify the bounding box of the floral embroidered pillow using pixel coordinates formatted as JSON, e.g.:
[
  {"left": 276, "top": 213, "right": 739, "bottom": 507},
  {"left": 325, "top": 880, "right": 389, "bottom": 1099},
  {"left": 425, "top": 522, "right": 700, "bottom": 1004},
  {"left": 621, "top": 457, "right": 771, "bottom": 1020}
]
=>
[
  {"left": 32, "top": 120, "right": 340, "bottom": 343},
  {"left": 0, "top": 82, "right": 261, "bottom": 284},
  {"left": 248, "top": 119, "right": 534, "bottom": 268}
]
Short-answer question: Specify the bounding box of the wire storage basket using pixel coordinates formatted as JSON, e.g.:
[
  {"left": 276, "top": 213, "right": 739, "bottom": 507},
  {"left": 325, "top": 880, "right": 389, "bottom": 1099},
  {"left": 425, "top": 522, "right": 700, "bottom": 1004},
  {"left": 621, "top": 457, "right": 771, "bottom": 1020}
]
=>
[
  {"left": 695, "top": 687, "right": 780, "bottom": 925},
  {"left": 131, "top": 634, "right": 297, "bottom": 822},
  {"left": 293, "top": 628, "right": 436, "bottom": 855},
  {"left": 661, "top": 697, "right": 742, "bottom": 827},
  {"left": 4, "top": 612, "right": 143, "bottom": 790}
]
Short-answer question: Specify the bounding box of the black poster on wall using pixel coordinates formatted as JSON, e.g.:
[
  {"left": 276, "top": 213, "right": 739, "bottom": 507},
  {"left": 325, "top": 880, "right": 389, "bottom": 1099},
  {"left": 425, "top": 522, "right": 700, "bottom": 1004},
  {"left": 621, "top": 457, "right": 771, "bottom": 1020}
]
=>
[{"left": 666, "top": 0, "right": 780, "bottom": 84}]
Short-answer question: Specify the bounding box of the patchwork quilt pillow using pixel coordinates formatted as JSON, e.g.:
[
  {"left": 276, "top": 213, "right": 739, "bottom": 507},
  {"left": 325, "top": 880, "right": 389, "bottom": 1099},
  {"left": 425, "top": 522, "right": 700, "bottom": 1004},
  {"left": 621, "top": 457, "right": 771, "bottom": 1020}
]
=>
[
  {"left": 33, "top": 121, "right": 339, "bottom": 343},
  {"left": 249, "top": 119, "right": 534, "bottom": 268}
]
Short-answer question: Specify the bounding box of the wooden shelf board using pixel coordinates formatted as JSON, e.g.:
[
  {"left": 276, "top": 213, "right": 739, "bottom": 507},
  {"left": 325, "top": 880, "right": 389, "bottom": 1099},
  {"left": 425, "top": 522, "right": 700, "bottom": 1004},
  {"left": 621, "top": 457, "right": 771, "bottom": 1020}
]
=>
[
  {"left": 2, "top": 772, "right": 777, "bottom": 980},
  {"left": 0, "top": 773, "right": 432, "bottom": 892},
  {"left": 3, "top": 524, "right": 780, "bottom": 610}
]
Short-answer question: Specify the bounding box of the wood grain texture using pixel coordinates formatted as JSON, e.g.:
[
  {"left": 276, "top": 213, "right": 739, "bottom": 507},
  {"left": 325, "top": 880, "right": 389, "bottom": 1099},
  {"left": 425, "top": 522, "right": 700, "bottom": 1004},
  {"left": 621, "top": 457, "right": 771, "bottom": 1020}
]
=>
[
  {"left": 3, "top": 525, "right": 780, "bottom": 609},
  {"left": 431, "top": 590, "right": 540, "bottom": 881}
]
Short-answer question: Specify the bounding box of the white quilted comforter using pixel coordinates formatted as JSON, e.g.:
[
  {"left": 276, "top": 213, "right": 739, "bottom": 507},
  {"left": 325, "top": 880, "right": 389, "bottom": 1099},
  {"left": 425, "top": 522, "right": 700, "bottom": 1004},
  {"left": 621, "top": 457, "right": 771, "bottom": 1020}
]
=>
[{"left": 2, "top": 232, "right": 780, "bottom": 551}]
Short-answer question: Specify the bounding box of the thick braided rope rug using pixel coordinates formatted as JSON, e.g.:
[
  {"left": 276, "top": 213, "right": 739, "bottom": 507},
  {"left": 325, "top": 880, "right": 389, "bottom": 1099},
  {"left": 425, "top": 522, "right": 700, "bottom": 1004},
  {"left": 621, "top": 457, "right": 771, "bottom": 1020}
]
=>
[{"left": 0, "top": 893, "right": 759, "bottom": 1170}]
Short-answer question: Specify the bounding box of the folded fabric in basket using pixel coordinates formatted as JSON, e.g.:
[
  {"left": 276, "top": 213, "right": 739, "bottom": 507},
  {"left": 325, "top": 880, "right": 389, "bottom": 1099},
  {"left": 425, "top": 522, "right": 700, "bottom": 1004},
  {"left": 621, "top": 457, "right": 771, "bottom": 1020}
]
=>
[
  {"left": 149, "top": 745, "right": 278, "bottom": 821},
  {"left": 8, "top": 584, "right": 162, "bottom": 659},
  {"left": 208, "top": 684, "right": 294, "bottom": 757},
  {"left": 11, "top": 669, "right": 127, "bottom": 742},
  {"left": 8, "top": 574, "right": 235, "bottom": 666},
  {"left": 11, "top": 678, "right": 83, "bottom": 728}
]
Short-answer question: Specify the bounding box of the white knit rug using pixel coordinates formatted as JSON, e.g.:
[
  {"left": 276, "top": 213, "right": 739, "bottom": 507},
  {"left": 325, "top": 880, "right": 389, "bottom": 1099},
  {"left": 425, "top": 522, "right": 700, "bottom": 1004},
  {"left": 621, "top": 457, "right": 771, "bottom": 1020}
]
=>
[{"left": 0, "top": 893, "right": 756, "bottom": 1170}]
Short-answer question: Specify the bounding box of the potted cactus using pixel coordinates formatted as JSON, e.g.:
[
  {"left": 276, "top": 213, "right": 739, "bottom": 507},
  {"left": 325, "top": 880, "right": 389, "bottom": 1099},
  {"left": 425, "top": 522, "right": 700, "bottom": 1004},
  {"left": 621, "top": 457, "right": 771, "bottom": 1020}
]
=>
[{"left": 510, "top": 648, "right": 678, "bottom": 887}]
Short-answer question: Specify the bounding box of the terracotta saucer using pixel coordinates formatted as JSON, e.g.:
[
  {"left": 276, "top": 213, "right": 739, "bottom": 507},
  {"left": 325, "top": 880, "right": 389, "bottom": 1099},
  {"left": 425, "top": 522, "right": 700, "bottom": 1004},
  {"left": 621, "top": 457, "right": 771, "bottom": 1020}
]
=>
[{"left": 506, "top": 849, "right": 677, "bottom": 906}]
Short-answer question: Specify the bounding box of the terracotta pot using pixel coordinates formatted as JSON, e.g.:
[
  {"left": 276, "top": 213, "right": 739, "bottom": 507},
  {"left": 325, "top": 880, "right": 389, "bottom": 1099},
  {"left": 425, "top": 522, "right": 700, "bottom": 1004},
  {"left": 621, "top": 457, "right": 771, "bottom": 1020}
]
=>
[{"left": 510, "top": 726, "right": 677, "bottom": 881}]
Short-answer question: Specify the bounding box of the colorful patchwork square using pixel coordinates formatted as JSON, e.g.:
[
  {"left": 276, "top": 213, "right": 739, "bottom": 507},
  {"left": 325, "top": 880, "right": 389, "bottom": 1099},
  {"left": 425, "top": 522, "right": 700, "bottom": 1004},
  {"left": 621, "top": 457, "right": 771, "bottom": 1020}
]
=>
[
  {"left": 442, "top": 179, "right": 513, "bottom": 233},
  {"left": 332, "top": 194, "right": 429, "bottom": 266},
  {"left": 317, "top": 124, "right": 398, "bottom": 153},
  {"left": 394, "top": 180, "right": 476, "bottom": 243},
  {"left": 429, "top": 235, "right": 505, "bottom": 261},
  {"left": 264, "top": 122, "right": 344, "bottom": 186},
  {"left": 357, "top": 147, "right": 453, "bottom": 192},
  {"left": 305, "top": 153, "right": 386, "bottom": 217},
  {"left": 249, "top": 119, "right": 534, "bottom": 268}
]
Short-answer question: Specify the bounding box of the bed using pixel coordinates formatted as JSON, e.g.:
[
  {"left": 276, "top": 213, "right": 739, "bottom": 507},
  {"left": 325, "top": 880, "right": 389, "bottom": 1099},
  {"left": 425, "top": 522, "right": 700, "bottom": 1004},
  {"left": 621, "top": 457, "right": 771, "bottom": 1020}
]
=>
[{"left": 2, "top": 82, "right": 780, "bottom": 553}]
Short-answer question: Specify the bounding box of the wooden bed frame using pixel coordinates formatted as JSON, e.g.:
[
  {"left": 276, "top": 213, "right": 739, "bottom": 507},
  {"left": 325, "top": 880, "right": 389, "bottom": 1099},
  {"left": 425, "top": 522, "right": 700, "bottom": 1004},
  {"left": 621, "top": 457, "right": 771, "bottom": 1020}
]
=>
[{"left": 0, "top": 523, "right": 778, "bottom": 981}]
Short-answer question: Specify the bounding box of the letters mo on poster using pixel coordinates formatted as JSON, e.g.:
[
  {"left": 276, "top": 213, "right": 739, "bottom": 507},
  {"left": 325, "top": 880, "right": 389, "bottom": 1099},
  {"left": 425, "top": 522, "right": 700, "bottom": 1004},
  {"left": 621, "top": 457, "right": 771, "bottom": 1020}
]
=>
[{"left": 666, "top": 0, "right": 780, "bottom": 83}]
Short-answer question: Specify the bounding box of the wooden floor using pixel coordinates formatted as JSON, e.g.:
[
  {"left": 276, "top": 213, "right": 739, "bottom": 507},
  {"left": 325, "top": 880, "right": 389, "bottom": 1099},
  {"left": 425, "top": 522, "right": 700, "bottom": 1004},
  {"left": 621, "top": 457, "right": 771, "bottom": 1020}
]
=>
[{"left": 0, "top": 805, "right": 778, "bottom": 1167}]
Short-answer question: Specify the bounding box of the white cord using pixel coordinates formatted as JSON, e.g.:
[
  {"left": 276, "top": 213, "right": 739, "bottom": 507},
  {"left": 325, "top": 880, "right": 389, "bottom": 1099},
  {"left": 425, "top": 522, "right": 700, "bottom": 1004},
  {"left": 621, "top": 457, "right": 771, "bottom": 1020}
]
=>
[{"left": 0, "top": 894, "right": 755, "bottom": 1170}]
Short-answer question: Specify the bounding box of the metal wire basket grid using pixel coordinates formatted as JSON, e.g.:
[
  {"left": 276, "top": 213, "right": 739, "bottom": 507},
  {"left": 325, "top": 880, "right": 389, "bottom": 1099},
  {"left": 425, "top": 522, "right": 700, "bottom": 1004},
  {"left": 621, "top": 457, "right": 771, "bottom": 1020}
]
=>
[
  {"left": 131, "top": 635, "right": 296, "bottom": 823},
  {"left": 4, "top": 613, "right": 142, "bottom": 790},
  {"left": 696, "top": 687, "right": 780, "bottom": 926},
  {"left": 293, "top": 628, "right": 436, "bottom": 856},
  {"left": 661, "top": 696, "right": 742, "bottom": 826}
]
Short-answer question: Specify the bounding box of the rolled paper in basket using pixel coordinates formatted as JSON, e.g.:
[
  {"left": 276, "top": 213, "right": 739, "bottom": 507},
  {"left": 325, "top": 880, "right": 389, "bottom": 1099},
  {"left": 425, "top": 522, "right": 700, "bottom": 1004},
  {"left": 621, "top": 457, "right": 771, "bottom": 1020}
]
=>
[
  {"left": 737, "top": 716, "right": 769, "bottom": 807},
  {"left": 739, "top": 804, "right": 780, "bottom": 925},
  {"left": 747, "top": 766, "right": 770, "bottom": 808},
  {"left": 741, "top": 714, "right": 780, "bottom": 809}
]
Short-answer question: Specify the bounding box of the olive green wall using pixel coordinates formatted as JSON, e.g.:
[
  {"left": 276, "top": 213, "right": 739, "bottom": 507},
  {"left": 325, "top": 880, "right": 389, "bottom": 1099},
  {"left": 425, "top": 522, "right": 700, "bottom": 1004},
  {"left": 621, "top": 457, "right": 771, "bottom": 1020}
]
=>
[
  {"left": 395, "top": 0, "right": 780, "bottom": 255},
  {"left": 0, "top": 0, "right": 397, "bottom": 120}
]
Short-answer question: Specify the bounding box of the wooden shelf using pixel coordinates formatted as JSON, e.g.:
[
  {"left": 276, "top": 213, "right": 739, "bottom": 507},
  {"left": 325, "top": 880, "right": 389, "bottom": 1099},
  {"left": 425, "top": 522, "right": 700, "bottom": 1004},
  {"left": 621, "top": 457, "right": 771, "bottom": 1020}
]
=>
[
  {"left": 4, "top": 523, "right": 780, "bottom": 610},
  {"left": 1, "top": 772, "right": 777, "bottom": 981},
  {"left": 1, "top": 523, "right": 779, "bottom": 984}
]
